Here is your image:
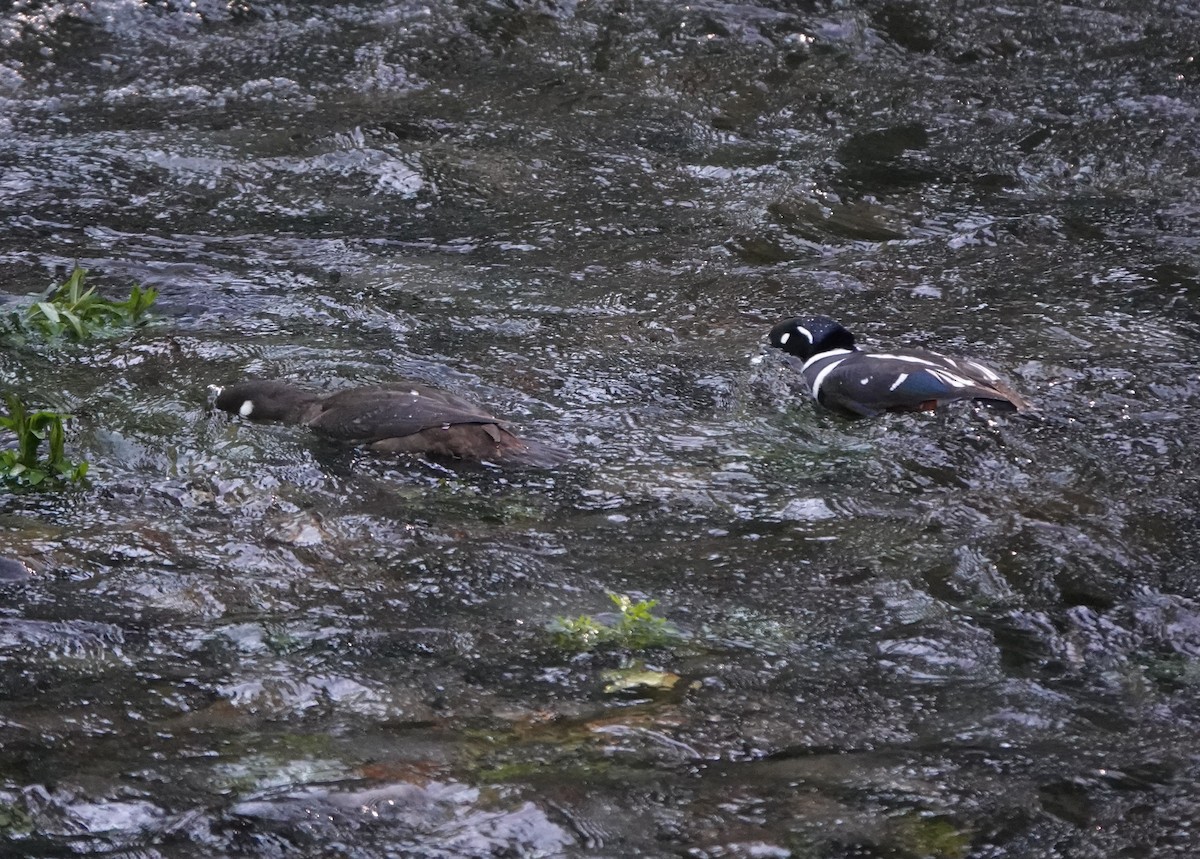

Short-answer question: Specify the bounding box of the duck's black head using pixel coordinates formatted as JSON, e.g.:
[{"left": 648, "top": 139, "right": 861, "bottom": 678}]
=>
[
  {"left": 214, "top": 380, "right": 318, "bottom": 422},
  {"left": 768, "top": 315, "right": 856, "bottom": 361}
]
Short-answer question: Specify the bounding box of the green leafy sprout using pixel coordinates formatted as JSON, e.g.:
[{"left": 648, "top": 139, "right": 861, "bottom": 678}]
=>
[
  {"left": 550, "top": 593, "right": 684, "bottom": 651},
  {"left": 13, "top": 266, "right": 157, "bottom": 341},
  {"left": 0, "top": 394, "right": 88, "bottom": 487}
]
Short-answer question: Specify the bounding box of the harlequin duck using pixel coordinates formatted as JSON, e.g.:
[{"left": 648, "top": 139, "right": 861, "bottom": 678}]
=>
[
  {"left": 213, "top": 379, "right": 569, "bottom": 467},
  {"left": 767, "top": 315, "right": 1032, "bottom": 417}
]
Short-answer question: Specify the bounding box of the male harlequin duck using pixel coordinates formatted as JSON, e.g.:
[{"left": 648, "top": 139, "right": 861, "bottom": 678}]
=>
[
  {"left": 767, "top": 315, "right": 1032, "bottom": 417},
  {"left": 214, "top": 379, "right": 569, "bottom": 467}
]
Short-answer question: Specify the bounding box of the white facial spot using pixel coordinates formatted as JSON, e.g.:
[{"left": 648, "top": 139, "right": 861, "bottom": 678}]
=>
[
  {"left": 889, "top": 372, "right": 910, "bottom": 392},
  {"left": 796, "top": 326, "right": 813, "bottom": 343},
  {"left": 860, "top": 377, "right": 870, "bottom": 385},
  {"left": 779, "top": 332, "right": 791, "bottom": 345},
  {"left": 239, "top": 400, "right": 254, "bottom": 417},
  {"left": 409, "top": 389, "right": 420, "bottom": 396}
]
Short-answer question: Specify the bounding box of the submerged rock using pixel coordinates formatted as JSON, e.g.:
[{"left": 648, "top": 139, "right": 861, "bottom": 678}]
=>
[{"left": 0, "top": 557, "right": 30, "bottom": 583}]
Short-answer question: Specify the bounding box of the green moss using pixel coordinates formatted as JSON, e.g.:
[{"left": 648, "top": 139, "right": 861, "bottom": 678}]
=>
[
  {"left": 0, "top": 801, "right": 33, "bottom": 836},
  {"left": 1143, "top": 655, "right": 1200, "bottom": 687},
  {"left": 262, "top": 623, "right": 305, "bottom": 655},
  {"left": 600, "top": 664, "right": 681, "bottom": 695},
  {"left": 892, "top": 814, "right": 972, "bottom": 858}
]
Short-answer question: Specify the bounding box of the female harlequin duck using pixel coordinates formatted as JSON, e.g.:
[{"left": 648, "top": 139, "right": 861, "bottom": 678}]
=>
[
  {"left": 767, "top": 315, "right": 1032, "bottom": 417},
  {"left": 214, "top": 379, "right": 569, "bottom": 467}
]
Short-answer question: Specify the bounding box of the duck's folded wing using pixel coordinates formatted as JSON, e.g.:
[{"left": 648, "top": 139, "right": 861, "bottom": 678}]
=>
[
  {"left": 308, "top": 385, "right": 501, "bottom": 441},
  {"left": 857, "top": 366, "right": 1027, "bottom": 412}
]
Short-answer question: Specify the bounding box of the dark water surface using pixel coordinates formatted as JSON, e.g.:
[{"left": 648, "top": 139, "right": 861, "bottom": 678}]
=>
[{"left": 2, "top": 1, "right": 1200, "bottom": 855}]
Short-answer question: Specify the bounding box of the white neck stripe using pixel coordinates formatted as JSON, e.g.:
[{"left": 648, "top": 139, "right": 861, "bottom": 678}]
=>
[
  {"left": 810, "top": 356, "right": 850, "bottom": 400},
  {"left": 802, "top": 348, "right": 853, "bottom": 372}
]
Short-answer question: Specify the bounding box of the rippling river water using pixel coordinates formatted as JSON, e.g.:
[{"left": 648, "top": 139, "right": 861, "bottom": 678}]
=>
[{"left": 2, "top": 1, "right": 1199, "bottom": 855}]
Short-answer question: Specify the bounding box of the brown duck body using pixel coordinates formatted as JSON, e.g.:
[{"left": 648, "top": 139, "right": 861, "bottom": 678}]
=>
[{"left": 215, "top": 380, "right": 568, "bottom": 467}]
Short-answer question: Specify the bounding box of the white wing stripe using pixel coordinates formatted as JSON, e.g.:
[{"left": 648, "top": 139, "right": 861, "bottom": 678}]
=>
[
  {"left": 926, "top": 368, "right": 974, "bottom": 389},
  {"left": 967, "top": 360, "right": 1001, "bottom": 381},
  {"left": 866, "top": 353, "right": 940, "bottom": 367},
  {"left": 866, "top": 351, "right": 1003, "bottom": 384}
]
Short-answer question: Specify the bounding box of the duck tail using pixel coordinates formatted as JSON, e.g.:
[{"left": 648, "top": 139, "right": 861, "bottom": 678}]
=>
[
  {"left": 1008, "top": 392, "right": 1037, "bottom": 413},
  {"left": 981, "top": 381, "right": 1035, "bottom": 414}
]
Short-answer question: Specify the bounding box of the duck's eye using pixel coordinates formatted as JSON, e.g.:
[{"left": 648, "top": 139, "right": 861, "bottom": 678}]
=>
[{"left": 239, "top": 400, "right": 255, "bottom": 417}]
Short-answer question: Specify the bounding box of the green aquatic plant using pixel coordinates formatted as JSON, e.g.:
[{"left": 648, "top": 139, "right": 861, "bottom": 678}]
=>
[
  {"left": 0, "top": 394, "right": 89, "bottom": 487},
  {"left": 550, "top": 593, "right": 683, "bottom": 651},
  {"left": 12, "top": 266, "right": 157, "bottom": 341}
]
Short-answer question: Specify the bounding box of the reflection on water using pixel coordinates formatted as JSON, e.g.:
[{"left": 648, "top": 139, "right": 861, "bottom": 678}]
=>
[{"left": 2, "top": 0, "right": 1200, "bottom": 855}]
